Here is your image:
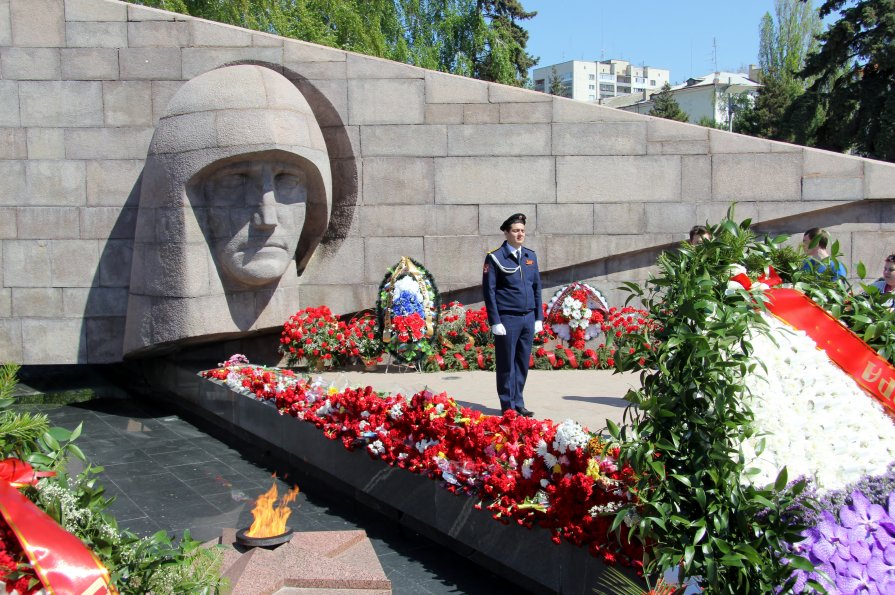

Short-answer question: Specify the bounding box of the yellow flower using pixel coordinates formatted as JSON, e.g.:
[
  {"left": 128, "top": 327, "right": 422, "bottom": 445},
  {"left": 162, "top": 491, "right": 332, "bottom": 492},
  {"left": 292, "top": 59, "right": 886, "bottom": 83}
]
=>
[
  {"left": 552, "top": 463, "right": 562, "bottom": 474},
  {"left": 586, "top": 458, "right": 602, "bottom": 480}
]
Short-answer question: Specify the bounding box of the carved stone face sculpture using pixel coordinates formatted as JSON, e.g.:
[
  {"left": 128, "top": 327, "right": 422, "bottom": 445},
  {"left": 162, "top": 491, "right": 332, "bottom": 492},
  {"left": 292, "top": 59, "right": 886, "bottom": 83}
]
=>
[{"left": 125, "top": 65, "right": 332, "bottom": 355}]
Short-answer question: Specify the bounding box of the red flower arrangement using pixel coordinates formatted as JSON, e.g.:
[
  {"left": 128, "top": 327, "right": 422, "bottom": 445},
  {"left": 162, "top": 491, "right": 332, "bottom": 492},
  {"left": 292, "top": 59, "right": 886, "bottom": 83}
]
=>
[
  {"left": 0, "top": 518, "right": 40, "bottom": 595},
  {"left": 279, "top": 306, "right": 347, "bottom": 370},
  {"left": 343, "top": 314, "right": 384, "bottom": 367},
  {"left": 201, "top": 361, "right": 647, "bottom": 568}
]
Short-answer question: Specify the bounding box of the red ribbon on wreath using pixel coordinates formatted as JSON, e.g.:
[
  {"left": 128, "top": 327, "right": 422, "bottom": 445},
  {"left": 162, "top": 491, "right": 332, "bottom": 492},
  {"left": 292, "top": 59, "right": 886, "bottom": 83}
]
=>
[
  {"left": 0, "top": 459, "right": 116, "bottom": 594},
  {"left": 453, "top": 353, "right": 469, "bottom": 369},
  {"left": 476, "top": 352, "right": 486, "bottom": 369},
  {"left": 563, "top": 348, "right": 578, "bottom": 369}
]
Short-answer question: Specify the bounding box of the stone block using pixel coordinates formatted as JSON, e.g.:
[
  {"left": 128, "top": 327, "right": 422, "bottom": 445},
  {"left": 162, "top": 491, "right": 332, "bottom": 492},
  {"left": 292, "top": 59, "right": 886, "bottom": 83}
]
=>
[
  {"left": 852, "top": 232, "right": 895, "bottom": 277},
  {"left": 283, "top": 39, "right": 346, "bottom": 63},
  {"left": 119, "top": 47, "right": 181, "bottom": 80},
  {"left": 708, "top": 129, "right": 775, "bottom": 153},
  {"left": 698, "top": 202, "right": 758, "bottom": 228},
  {"left": 447, "top": 123, "right": 550, "bottom": 156},
  {"left": 293, "top": 78, "right": 347, "bottom": 128},
  {"left": 435, "top": 157, "right": 554, "bottom": 205},
  {"left": 348, "top": 79, "right": 424, "bottom": 125},
  {"left": 1, "top": 47, "right": 61, "bottom": 80},
  {"left": 711, "top": 153, "right": 802, "bottom": 202},
  {"left": 769, "top": 140, "right": 802, "bottom": 153},
  {"left": 541, "top": 234, "right": 612, "bottom": 271},
  {"left": 0, "top": 162, "right": 26, "bottom": 206},
  {"left": 478, "top": 204, "right": 538, "bottom": 235},
  {"left": 10, "top": 0, "right": 64, "bottom": 47},
  {"left": 0, "top": 291, "right": 10, "bottom": 318},
  {"left": 803, "top": 147, "right": 864, "bottom": 178},
  {"left": 127, "top": 3, "right": 176, "bottom": 21},
  {"left": 22, "top": 318, "right": 85, "bottom": 364},
  {"left": 359, "top": 205, "right": 435, "bottom": 237},
  {"left": 0, "top": 320, "right": 23, "bottom": 364},
  {"left": 98, "top": 239, "right": 132, "bottom": 287},
  {"left": 150, "top": 80, "right": 183, "bottom": 122},
  {"left": 65, "top": 0, "right": 127, "bottom": 21},
  {"left": 682, "top": 155, "right": 711, "bottom": 202},
  {"left": 25, "top": 160, "right": 86, "bottom": 206},
  {"left": 86, "top": 159, "right": 142, "bottom": 205},
  {"left": 362, "top": 157, "right": 434, "bottom": 205},
  {"left": 79, "top": 206, "right": 136, "bottom": 239},
  {"left": 285, "top": 60, "right": 345, "bottom": 80},
  {"left": 425, "top": 71, "right": 488, "bottom": 103},
  {"left": 19, "top": 81, "right": 103, "bottom": 127},
  {"left": 556, "top": 156, "right": 681, "bottom": 203},
  {"left": 0, "top": 208, "right": 16, "bottom": 238},
  {"left": 537, "top": 203, "right": 594, "bottom": 234},
  {"left": 647, "top": 140, "right": 710, "bottom": 155},
  {"left": 180, "top": 47, "right": 282, "bottom": 79},
  {"left": 251, "top": 32, "right": 282, "bottom": 47},
  {"left": 298, "top": 237, "right": 364, "bottom": 285},
  {"left": 865, "top": 161, "right": 895, "bottom": 200},
  {"left": 26, "top": 128, "right": 64, "bottom": 159},
  {"left": 552, "top": 122, "right": 647, "bottom": 156},
  {"left": 755, "top": 201, "right": 848, "bottom": 227},
  {"left": 65, "top": 21, "right": 126, "bottom": 48},
  {"left": 3, "top": 240, "right": 51, "bottom": 287},
  {"left": 0, "top": 129, "right": 26, "bottom": 159},
  {"left": 18, "top": 207, "right": 79, "bottom": 239},
  {"left": 127, "top": 20, "right": 189, "bottom": 47},
  {"left": 0, "top": 1, "right": 10, "bottom": 46},
  {"left": 647, "top": 117, "right": 708, "bottom": 142},
  {"left": 86, "top": 317, "right": 124, "bottom": 362},
  {"left": 499, "top": 102, "right": 551, "bottom": 124},
  {"left": 189, "top": 18, "right": 251, "bottom": 47},
  {"left": 11, "top": 288, "right": 62, "bottom": 317},
  {"left": 644, "top": 202, "right": 697, "bottom": 234},
  {"left": 435, "top": 205, "right": 478, "bottom": 235},
  {"left": 423, "top": 235, "right": 488, "bottom": 284},
  {"left": 346, "top": 53, "right": 420, "bottom": 79},
  {"left": 425, "top": 104, "right": 462, "bottom": 125},
  {"left": 61, "top": 48, "right": 118, "bottom": 80},
  {"left": 462, "top": 103, "right": 499, "bottom": 124},
  {"left": 50, "top": 240, "right": 98, "bottom": 286},
  {"left": 592, "top": 202, "right": 646, "bottom": 235},
  {"left": 103, "top": 81, "right": 152, "bottom": 126},
  {"left": 321, "top": 125, "right": 358, "bottom": 159},
  {"left": 488, "top": 83, "right": 551, "bottom": 104},
  {"left": 552, "top": 97, "right": 643, "bottom": 123},
  {"left": 65, "top": 127, "right": 154, "bottom": 159},
  {"left": 298, "top": 283, "right": 376, "bottom": 316},
  {"left": 363, "top": 236, "right": 424, "bottom": 283},
  {"left": 802, "top": 177, "right": 863, "bottom": 201},
  {"left": 0, "top": 81, "right": 19, "bottom": 127},
  {"left": 360, "top": 125, "right": 446, "bottom": 157}
]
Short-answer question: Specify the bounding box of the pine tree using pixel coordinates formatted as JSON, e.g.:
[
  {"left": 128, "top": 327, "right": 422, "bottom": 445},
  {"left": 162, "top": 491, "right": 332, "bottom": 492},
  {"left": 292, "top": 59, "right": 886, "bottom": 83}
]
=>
[
  {"left": 796, "top": 0, "right": 895, "bottom": 161},
  {"left": 649, "top": 83, "right": 689, "bottom": 122},
  {"left": 548, "top": 65, "right": 564, "bottom": 96}
]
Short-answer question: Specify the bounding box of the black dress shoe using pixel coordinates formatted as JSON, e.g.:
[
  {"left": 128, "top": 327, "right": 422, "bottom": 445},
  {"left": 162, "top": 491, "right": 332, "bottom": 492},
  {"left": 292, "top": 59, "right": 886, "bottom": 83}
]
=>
[{"left": 515, "top": 407, "right": 534, "bottom": 418}]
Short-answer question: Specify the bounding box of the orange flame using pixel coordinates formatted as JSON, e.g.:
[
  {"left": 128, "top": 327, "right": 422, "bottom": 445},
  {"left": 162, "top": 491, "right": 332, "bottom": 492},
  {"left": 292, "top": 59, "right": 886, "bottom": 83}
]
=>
[{"left": 245, "top": 481, "right": 299, "bottom": 538}]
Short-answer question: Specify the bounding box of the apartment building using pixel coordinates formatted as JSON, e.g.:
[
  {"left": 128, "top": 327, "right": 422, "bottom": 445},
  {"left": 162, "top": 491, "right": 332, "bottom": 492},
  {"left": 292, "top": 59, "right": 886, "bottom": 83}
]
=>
[{"left": 531, "top": 59, "right": 670, "bottom": 102}]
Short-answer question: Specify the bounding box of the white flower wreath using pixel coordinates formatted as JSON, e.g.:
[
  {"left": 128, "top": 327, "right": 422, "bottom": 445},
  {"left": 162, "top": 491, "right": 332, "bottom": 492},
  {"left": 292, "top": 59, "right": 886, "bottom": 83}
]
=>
[{"left": 545, "top": 282, "right": 609, "bottom": 342}]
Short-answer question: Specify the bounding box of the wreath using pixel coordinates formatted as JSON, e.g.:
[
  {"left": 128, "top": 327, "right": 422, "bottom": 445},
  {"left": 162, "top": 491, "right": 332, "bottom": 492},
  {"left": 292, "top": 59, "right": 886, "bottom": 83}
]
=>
[
  {"left": 545, "top": 282, "right": 609, "bottom": 346},
  {"left": 376, "top": 256, "right": 440, "bottom": 363}
]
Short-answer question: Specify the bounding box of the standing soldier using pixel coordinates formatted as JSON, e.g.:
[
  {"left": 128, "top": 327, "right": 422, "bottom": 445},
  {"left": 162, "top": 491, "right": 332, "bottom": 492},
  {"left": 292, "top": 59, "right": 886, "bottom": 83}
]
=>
[{"left": 482, "top": 213, "right": 543, "bottom": 417}]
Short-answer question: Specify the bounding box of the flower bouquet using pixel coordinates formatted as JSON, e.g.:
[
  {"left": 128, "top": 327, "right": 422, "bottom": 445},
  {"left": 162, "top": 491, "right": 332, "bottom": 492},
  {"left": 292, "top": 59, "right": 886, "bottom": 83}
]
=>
[
  {"left": 279, "top": 305, "right": 345, "bottom": 371},
  {"left": 345, "top": 313, "right": 384, "bottom": 368},
  {"left": 546, "top": 283, "right": 609, "bottom": 349},
  {"left": 377, "top": 257, "right": 440, "bottom": 364}
]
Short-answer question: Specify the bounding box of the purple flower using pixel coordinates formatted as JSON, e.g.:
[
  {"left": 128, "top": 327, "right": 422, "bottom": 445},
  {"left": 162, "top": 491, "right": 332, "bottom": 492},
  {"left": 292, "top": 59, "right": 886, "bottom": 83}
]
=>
[
  {"left": 839, "top": 560, "right": 879, "bottom": 594},
  {"left": 867, "top": 545, "right": 895, "bottom": 591},
  {"left": 841, "top": 491, "right": 887, "bottom": 543},
  {"left": 809, "top": 511, "right": 851, "bottom": 563}
]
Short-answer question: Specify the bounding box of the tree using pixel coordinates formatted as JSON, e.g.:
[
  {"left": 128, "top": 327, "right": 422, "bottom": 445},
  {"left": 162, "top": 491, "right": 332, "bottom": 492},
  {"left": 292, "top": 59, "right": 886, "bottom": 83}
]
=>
[
  {"left": 127, "top": 0, "right": 538, "bottom": 86},
  {"left": 795, "top": 0, "right": 895, "bottom": 161},
  {"left": 737, "top": 0, "right": 822, "bottom": 141},
  {"left": 548, "top": 65, "right": 564, "bottom": 96},
  {"left": 649, "top": 83, "right": 689, "bottom": 122}
]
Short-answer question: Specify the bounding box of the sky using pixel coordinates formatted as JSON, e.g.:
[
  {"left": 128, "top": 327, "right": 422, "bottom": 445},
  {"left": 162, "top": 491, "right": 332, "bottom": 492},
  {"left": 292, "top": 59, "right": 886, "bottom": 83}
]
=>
[{"left": 522, "top": 0, "right": 833, "bottom": 84}]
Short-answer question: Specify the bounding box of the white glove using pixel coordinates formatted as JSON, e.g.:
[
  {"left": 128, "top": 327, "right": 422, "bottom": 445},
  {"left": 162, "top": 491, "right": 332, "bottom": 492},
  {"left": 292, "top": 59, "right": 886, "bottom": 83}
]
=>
[
  {"left": 534, "top": 320, "right": 543, "bottom": 333},
  {"left": 492, "top": 323, "right": 506, "bottom": 336}
]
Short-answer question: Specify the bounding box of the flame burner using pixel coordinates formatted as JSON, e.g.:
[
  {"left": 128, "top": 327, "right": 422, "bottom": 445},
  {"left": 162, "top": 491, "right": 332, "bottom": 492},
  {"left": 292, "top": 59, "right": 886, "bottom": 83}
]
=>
[{"left": 235, "top": 527, "right": 294, "bottom": 549}]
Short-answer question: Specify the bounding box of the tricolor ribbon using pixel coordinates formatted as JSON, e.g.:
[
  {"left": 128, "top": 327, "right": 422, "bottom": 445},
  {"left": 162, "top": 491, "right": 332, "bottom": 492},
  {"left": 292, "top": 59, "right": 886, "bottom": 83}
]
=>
[
  {"left": 732, "top": 267, "right": 895, "bottom": 417},
  {"left": 0, "top": 459, "right": 116, "bottom": 595}
]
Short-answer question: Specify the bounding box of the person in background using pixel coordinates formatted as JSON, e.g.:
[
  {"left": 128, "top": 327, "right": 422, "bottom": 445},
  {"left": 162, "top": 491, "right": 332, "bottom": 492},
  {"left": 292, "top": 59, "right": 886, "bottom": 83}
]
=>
[
  {"left": 870, "top": 254, "right": 895, "bottom": 307},
  {"left": 688, "top": 225, "right": 712, "bottom": 245},
  {"left": 482, "top": 213, "right": 543, "bottom": 418},
  {"left": 802, "top": 227, "right": 847, "bottom": 279}
]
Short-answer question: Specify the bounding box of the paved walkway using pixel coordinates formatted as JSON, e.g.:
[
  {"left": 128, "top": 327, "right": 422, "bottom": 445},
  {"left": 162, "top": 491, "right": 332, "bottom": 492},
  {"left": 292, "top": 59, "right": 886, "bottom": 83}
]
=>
[{"left": 17, "top": 366, "right": 641, "bottom": 594}]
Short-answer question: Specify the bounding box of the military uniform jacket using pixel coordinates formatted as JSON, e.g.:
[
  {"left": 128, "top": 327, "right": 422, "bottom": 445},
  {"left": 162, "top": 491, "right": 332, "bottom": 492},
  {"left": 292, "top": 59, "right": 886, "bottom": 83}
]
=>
[{"left": 482, "top": 241, "right": 543, "bottom": 327}]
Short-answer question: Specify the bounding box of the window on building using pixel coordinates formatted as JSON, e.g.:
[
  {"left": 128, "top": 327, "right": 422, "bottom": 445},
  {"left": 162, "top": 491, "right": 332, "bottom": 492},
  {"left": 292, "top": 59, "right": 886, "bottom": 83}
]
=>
[
  {"left": 534, "top": 79, "right": 545, "bottom": 91},
  {"left": 650, "top": 80, "right": 656, "bottom": 86},
  {"left": 588, "top": 74, "right": 595, "bottom": 80},
  {"left": 599, "top": 84, "right": 614, "bottom": 92},
  {"left": 588, "top": 84, "right": 595, "bottom": 90}
]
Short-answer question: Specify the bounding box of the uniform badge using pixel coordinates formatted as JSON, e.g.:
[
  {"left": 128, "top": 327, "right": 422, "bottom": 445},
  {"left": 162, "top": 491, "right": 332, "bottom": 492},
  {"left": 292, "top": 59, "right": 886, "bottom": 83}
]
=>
[
  {"left": 483, "top": 263, "right": 489, "bottom": 273},
  {"left": 525, "top": 259, "right": 534, "bottom": 265}
]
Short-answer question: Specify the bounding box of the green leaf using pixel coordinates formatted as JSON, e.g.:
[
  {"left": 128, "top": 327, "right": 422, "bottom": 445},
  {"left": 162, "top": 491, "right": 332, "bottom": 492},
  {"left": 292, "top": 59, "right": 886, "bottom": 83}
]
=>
[
  {"left": 606, "top": 419, "right": 620, "bottom": 439},
  {"left": 857, "top": 261, "right": 866, "bottom": 278},
  {"left": 69, "top": 422, "right": 83, "bottom": 442},
  {"left": 42, "top": 431, "right": 61, "bottom": 451},
  {"left": 774, "top": 466, "right": 788, "bottom": 491},
  {"left": 683, "top": 545, "right": 696, "bottom": 568}
]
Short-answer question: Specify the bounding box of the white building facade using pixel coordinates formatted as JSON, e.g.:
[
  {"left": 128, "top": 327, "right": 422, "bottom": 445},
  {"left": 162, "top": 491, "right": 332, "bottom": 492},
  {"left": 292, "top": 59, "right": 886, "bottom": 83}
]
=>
[{"left": 532, "top": 59, "right": 670, "bottom": 102}]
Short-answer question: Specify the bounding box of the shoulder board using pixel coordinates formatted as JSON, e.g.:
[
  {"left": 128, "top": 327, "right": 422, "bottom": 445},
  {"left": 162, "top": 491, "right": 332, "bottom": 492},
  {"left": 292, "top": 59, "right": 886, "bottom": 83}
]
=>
[{"left": 487, "top": 245, "right": 503, "bottom": 254}]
